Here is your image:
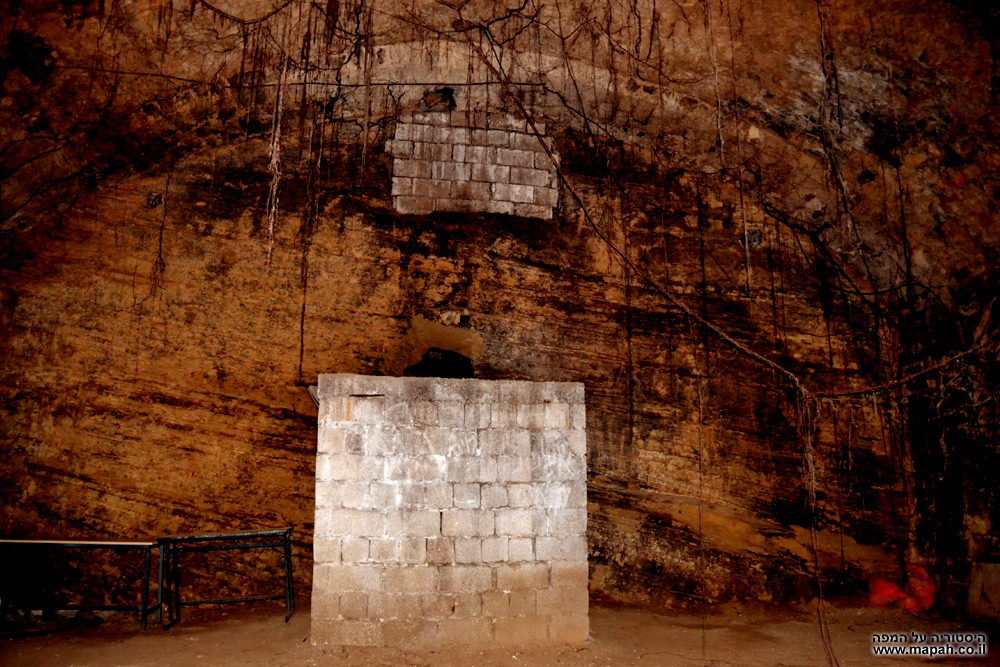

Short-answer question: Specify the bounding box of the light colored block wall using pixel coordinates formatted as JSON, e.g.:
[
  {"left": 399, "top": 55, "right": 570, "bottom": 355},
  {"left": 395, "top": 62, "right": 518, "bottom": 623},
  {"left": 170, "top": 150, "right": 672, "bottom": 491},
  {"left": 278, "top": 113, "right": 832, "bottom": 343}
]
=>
[
  {"left": 312, "top": 374, "right": 587, "bottom": 648},
  {"left": 386, "top": 111, "right": 560, "bottom": 219}
]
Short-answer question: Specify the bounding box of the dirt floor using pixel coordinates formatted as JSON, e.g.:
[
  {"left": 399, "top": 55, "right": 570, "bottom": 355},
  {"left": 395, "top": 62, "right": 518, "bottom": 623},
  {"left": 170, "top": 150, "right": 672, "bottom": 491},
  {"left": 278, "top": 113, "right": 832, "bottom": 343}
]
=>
[{"left": 1, "top": 601, "right": 996, "bottom": 666}]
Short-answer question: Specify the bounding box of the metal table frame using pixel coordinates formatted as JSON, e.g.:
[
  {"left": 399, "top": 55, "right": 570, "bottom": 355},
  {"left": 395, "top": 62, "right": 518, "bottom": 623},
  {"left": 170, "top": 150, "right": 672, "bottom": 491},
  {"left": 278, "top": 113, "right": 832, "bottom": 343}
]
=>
[
  {"left": 0, "top": 538, "right": 163, "bottom": 630},
  {"left": 160, "top": 527, "right": 294, "bottom": 628}
]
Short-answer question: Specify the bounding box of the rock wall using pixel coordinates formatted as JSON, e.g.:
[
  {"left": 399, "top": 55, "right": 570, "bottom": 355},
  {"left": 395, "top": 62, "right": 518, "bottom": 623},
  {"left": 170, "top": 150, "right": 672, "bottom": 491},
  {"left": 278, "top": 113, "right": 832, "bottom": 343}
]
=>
[{"left": 1, "top": 0, "right": 998, "bottom": 612}]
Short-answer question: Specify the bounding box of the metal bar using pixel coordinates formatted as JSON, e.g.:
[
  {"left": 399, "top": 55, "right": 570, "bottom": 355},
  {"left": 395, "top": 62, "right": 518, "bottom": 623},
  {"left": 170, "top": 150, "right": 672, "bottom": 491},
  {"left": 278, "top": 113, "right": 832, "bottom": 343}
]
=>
[
  {"left": 165, "top": 541, "right": 284, "bottom": 554},
  {"left": 282, "top": 531, "right": 294, "bottom": 621},
  {"left": 179, "top": 594, "right": 285, "bottom": 606}
]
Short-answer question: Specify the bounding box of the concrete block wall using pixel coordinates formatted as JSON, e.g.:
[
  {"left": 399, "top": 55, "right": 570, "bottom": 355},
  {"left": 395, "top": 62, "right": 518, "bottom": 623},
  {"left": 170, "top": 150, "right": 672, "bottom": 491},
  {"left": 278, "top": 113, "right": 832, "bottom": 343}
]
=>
[
  {"left": 312, "top": 374, "right": 588, "bottom": 648},
  {"left": 385, "top": 111, "right": 560, "bottom": 220}
]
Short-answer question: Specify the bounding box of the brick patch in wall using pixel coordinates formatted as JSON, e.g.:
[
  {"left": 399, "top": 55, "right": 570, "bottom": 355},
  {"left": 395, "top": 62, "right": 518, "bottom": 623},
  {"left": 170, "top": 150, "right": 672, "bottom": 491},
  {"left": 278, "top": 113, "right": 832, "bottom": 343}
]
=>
[
  {"left": 312, "top": 375, "right": 588, "bottom": 648},
  {"left": 386, "top": 112, "right": 560, "bottom": 220}
]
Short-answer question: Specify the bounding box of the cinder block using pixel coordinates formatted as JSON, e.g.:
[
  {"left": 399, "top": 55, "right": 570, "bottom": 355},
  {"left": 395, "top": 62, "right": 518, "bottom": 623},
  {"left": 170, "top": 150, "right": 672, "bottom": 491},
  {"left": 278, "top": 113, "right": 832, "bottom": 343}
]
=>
[
  {"left": 495, "top": 616, "right": 549, "bottom": 645},
  {"left": 399, "top": 537, "right": 427, "bottom": 564},
  {"left": 442, "top": 509, "right": 494, "bottom": 537},
  {"left": 446, "top": 457, "right": 483, "bottom": 483},
  {"left": 510, "top": 589, "right": 536, "bottom": 617},
  {"left": 342, "top": 536, "right": 371, "bottom": 563},
  {"left": 384, "top": 565, "right": 438, "bottom": 593},
  {"left": 482, "top": 536, "right": 509, "bottom": 562},
  {"left": 369, "top": 482, "right": 398, "bottom": 509},
  {"left": 471, "top": 163, "right": 510, "bottom": 182},
  {"left": 409, "top": 400, "right": 439, "bottom": 426},
  {"left": 387, "top": 139, "right": 414, "bottom": 157},
  {"left": 492, "top": 182, "right": 535, "bottom": 204},
  {"left": 508, "top": 538, "right": 534, "bottom": 562},
  {"left": 395, "top": 158, "right": 433, "bottom": 179},
  {"left": 326, "top": 564, "right": 384, "bottom": 592},
  {"left": 566, "top": 430, "right": 586, "bottom": 457},
  {"left": 421, "top": 593, "right": 455, "bottom": 620},
  {"left": 426, "top": 537, "right": 455, "bottom": 565},
  {"left": 510, "top": 133, "right": 544, "bottom": 152},
  {"left": 535, "top": 150, "right": 560, "bottom": 170},
  {"left": 513, "top": 203, "right": 553, "bottom": 219},
  {"left": 423, "top": 428, "right": 473, "bottom": 456},
  {"left": 395, "top": 196, "right": 435, "bottom": 215},
  {"left": 339, "top": 591, "right": 369, "bottom": 619},
  {"left": 509, "top": 167, "right": 553, "bottom": 187},
  {"left": 432, "top": 161, "right": 472, "bottom": 182},
  {"left": 383, "top": 619, "right": 440, "bottom": 649},
  {"left": 455, "top": 537, "right": 482, "bottom": 563},
  {"left": 481, "top": 484, "right": 508, "bottom": 508},
  {"left": 386, "top": 456, "right": 446, "bottom": 483},
  {"left": 470, "top": 129, "right": 488, "bottom": 145},
  {"left": 495, "top": 509, "right": 533, "bottom": 537},
  {"left": 370, "top": 538, "right": 397, "bottom": 563},
  {"left": 485, "top": 200, "right": 514, "bottom": 215},
  {"left": 487, "top": 129, "right": 510, "bottom": 146},
  {"left": 401, "top": 509, "right": 442, "bottom": 537},
  {"left": 364, "top": 427, "right": 400, "bottom": 457},
  {"left": 340, "top": 482, "right": 371, "bottom": 509},
  {"left": 543, "top": 403, "right": 570, "bottom": 429},
  {"left": 436, "top": 401, "right": 465, "bottom": 428},
  {"left": 495, "top": 149, "right": 536, "bottom": 169},
  {"left": 438, "top": 565, "right": 493, "bottom": 593},
  {"left": 453, "top": 593, "right": 483, "bottom": 618},
  {"left": 530, "top": 453, "right": 585, "bottom": 482},
  {"left": 317, "top": 454, "right": 381, "bottom": 482},
  {"left": 411, "top": 178, "right": 451, "bottom": 200},
  {"left": 550, "top": 561, "right": 589, "bottom": 589},
  {"left": 569, "top": 403, "right": 586, "bottom": 429},
  {"left": 394, "top": 123, "right": 420, "bottom": 141},
  {"left": 451, "top": 180, "right": 491, "bottom": 201},
  {"left": 400, "top": 483, "right": 426, "bottom": 507},
  {"left": 516, "top": 403, "right": 545, "bottom": 430},
  {"left": 454, "top": 483, "right": 481, "bottom": 509},
  {"left": 497, "top": 456, "right": 532, "bottom": 483},
  {"left": 535, "top": 535, "right": 587, "bottom": 561},
  {"left": 425, "top": 482, "right": 453, "bottom": 509},
  {"left": 465, "top": 403, "right": 491, "bottom": 430},
  {"left": 437, "top": 198, "right": 480, "bottom": 213},
  {"left": 489, "top": 403, "right": 517, "bottom": 428},
  {"left": 490, "top": 114, "right": 526, "bottom": 132},
  {"left": 496, "top": 563, "right": 549, "bottom": 590},
  {"left": 413, "top": 111, "right": 450, "bottom": 125},
  {"left": 508, "top": 484, "right": 532, "bottom": 507},
  {"left": 460, "top": 145, "right": 488, "bottom": 163},
  {"left": 311, "top": 619, "right": 383, "bottom": 646},
  {"left": 480, "top": 458, "right": 499, "bottom": 483},
  {"left": 370, "top": 592, "right": 423, "bottom": 620},
  {"left": 312, "top": 587, "right": 339, "bottom": 619},
  {"left": 549, "top": 614, "right": 589, "bottom": 644},
  {"left": 314, "top": 537, "right": 341, "bottom": 563},
  {"left": 482, "top": 590, "right": 510, "bottom": 618},
  {"left": 413, "top": 142, "right": 452, "bottom": 161},
  {"left": 325, "top": 509, "right": 385, "bottom": 537},
  {"left": 316, "top": 481, "right": 343, "bottom": 509},
  {"left": 534, "top": 186, "right": 560, "bottom": 207},
  {"left": 536, "top": 587, "right": 589, "bottom": 617},
  {"left": 438, "top": 617, "right": 494, "bottom": 645},
  {"left": 318, "top": 397, "right": 349, "bottom": 426},
  {"left": 391, "top": 176, "right": 413, "bottom": 196}
]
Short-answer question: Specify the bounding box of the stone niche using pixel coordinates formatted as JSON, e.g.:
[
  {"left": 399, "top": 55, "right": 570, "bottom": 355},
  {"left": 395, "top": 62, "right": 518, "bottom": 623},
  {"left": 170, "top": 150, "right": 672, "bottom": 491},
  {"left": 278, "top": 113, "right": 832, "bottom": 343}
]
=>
[{"left": 311, "top": 374, "right": 588, "bottom": 648}]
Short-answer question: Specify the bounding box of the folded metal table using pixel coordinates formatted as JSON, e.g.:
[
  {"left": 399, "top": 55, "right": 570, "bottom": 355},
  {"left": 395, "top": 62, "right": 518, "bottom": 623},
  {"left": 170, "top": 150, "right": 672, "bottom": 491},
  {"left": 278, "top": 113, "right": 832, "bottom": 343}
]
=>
[
  {"left": 160, "top": 527, "right": 294, "bottom": 628},
  {"left": 0, "top": 538, "right": 163, "bottom": 630}
]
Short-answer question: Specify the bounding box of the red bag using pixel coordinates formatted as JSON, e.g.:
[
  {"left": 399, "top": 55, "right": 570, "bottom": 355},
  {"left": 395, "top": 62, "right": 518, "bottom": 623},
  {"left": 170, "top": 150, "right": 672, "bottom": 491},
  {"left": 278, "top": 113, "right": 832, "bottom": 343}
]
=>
[
  {"left": 869, "top": 577, "right": 908, "bottom": 606},
  {"left": 903, "top": 565, "right": 935, "bottom": 612}
]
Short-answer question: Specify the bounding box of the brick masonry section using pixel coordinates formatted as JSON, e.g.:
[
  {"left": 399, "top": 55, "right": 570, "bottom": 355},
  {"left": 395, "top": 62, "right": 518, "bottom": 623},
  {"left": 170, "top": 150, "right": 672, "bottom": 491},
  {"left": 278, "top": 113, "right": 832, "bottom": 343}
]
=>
[
  {"left": 312, "top": 375, "right": 588, "bottom": 648},
  {"left": 386, "top": 112, "right": 560, "bottom": 220}
]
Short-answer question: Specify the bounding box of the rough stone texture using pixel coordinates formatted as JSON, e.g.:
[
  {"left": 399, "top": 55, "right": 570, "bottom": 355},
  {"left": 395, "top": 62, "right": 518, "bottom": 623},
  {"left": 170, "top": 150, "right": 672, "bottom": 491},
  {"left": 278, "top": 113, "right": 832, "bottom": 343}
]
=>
[
  {"left": 1, "top": 0, "right": 998, "bottom": 615},
  {"left": 312, "top": 375, "right": 588, "bottom": 647},
  {"left": 387, "top": 112, "right": 558, "bottom": 219}
]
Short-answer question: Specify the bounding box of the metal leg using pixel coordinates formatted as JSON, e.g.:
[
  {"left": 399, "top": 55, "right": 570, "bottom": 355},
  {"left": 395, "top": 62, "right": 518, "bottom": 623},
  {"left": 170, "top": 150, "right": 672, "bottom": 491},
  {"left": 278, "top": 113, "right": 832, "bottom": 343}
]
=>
[
  {"left": 156, "top": 544, "right": 164, "bottom": 624},
  {"left": 282, "top": 531, "right": 294, "bottom": 621},
  {"left": 141, "top": 545, "right": 151, "bottom": 630}
]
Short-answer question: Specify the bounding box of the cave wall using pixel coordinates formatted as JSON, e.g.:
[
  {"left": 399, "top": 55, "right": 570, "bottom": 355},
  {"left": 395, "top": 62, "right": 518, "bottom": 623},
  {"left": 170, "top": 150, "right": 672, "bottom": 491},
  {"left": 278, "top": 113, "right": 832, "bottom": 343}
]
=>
[{"left": 1, "top": 0, "right": 997, "bottom": 611}]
